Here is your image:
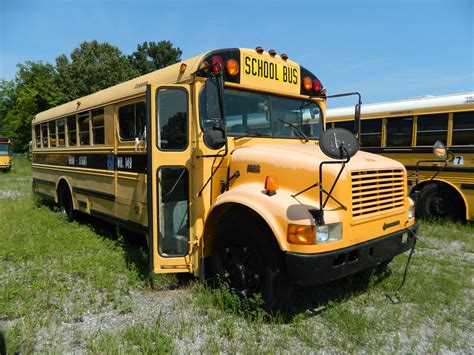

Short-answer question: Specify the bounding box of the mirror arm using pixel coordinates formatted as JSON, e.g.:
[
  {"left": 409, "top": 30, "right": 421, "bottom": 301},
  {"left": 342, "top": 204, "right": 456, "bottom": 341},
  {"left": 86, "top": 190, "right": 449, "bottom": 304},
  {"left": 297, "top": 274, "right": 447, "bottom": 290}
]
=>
[{"left": 326, "top": 92, "right": 362, "bottom": 142}]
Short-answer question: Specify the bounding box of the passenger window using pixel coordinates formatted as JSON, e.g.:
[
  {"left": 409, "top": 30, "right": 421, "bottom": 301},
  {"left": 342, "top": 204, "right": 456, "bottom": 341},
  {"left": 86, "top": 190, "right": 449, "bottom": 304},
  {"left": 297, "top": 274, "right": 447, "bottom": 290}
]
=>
[
  {"left": 416, "top": 114, "right": 448, "bottom": 146},
  {"left": 156, "top": 89, "right": 188, "bottom": 150},
  {"left": 49, "top": 121, "right": 57, "bottom": 147},
  {"left": 57, "top": 119, "right": 66, "bottom": 146},
  {"left": 34, "top": 125, "right": 41, "bottom": 148},
  {"left": 67, "top": 115, "right": 77, "bottom": 146},
  {"left": 92, "top": 108, "right": 105, "bottom": 145},
  {"left": 158, "top": 167, "right": 189, "bottom": 256},
  {"left": 41, "top": 123, "right": 48, "bottom": 148},
  {"left": 452, "top": 111, "right": 474, "bottom": 145},
  {"left": 361, "top": 119, "right": 383, "bottom": 147},
  {"left": 78, "top": 112, "right": 90, "bottom": 145},
  {"left": 333, "top": 120, "right": 356, "bottom": 134},
  {"left": 118, "top": 102, "right": 146, "bottom": 140},
  {"left": 386, "top": 117, "right": 413, "bottom": 147}
]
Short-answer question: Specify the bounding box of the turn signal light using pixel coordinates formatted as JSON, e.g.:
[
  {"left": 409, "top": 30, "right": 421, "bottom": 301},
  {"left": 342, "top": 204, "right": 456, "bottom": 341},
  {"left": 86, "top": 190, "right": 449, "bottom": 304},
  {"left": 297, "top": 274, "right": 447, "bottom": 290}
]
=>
[
  {"left": 287, "top": 224, "right": 315, "bottom": 245},
  {"left": 225, "top": 59, "right": 239, "bottom": 76},
  {"left": 264, "top": 176, "right": 279, "bottom": 195},
  {"left": 211, "top": 56, "right": 225, "bottom": 72},
  {"left": 303, "top": 76, "right": 313, "bottom": 91}
]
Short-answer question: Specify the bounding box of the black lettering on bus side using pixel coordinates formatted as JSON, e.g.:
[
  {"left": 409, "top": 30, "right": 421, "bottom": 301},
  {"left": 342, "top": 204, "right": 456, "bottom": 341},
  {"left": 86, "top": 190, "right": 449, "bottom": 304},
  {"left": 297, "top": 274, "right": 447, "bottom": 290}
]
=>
[
  {"left": 263, "top": 61, "right": 269, "bottom": 78},
  {"left": 258, "top": 59, "right": 263, "bottom": 77},
  {"left": 252, "top": 58, "right": 258, "bottom": 76},
  {"left": 292, "top": 68, "right": 298, "bottom": 84},
  {"left": 245, "top": 56, "right": 251, "bottom": 75}
]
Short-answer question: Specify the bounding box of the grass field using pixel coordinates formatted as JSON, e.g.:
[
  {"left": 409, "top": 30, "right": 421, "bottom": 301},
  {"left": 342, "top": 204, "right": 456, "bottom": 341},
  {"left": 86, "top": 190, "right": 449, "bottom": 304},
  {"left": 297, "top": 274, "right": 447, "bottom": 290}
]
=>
[{"left": 1, "top": 156, "right": 473, "bottom": 353}]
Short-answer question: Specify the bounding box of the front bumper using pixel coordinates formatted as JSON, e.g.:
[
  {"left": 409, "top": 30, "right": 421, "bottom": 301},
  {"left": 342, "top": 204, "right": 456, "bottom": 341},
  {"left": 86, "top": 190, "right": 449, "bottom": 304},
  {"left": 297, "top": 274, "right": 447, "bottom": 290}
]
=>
[{"left": 285, "top": 223, "right": 418, "bottom": 286}]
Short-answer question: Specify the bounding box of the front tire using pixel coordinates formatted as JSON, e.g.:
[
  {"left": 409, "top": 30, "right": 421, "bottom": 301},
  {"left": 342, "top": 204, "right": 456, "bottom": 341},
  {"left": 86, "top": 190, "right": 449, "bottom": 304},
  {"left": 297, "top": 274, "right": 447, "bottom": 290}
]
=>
[{"left": 212, "top": 215, "right": 291, "bottom": 312}]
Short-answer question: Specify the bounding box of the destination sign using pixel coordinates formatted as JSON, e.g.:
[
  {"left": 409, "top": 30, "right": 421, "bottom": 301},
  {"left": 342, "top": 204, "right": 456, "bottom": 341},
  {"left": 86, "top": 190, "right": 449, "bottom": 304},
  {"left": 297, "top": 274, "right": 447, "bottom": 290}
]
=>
[{"left": 243, "top": 55, "right": 299, "bottom": 85}]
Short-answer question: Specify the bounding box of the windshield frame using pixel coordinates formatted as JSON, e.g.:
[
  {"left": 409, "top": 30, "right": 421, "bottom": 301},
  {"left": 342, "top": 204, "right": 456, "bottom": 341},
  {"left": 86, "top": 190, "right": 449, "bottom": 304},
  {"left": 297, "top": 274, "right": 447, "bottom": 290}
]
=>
[{"left": 199, "top": 87, "right": 324, "bottom": 141}]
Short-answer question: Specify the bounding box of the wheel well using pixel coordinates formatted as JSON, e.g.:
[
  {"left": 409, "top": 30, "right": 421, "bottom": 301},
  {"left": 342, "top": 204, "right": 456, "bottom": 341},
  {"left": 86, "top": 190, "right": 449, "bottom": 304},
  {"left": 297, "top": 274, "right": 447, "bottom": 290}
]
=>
[
  {"left": 414, "top": 180, "right": 467, "bottom": 219},
  {"left": 56, "top": 179, "right": 72, "bottom": 205},
  {"left": 202, "top": 203, "right": 279, "bottom": 260}
]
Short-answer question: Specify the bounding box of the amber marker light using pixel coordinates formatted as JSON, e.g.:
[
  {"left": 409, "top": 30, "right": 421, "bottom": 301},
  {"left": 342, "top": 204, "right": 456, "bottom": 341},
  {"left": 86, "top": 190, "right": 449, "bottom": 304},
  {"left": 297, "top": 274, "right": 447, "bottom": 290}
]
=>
[
  {"left": 268, "top": 49, "right": 276, "bottom": 57},
  {"left": 225, "top": 59, "right": 239, "bottom": 76},
  {"left": 303, "top": 76, "right": 313, "bottom": 91},
  {"left": 255, "top": 46, "right": 264, "bottom": 54},
  {"left": 264, "top": 176, "right": 279, "bottom": 195},
  {"left": 280, "top": 53, "right": 288, "bottom": 61},
  {"left": 179, "top": 63, "right": 187, "bottom": 73},
  {"left": 287, "top": 224, "right": 315, "bottom": 245}
]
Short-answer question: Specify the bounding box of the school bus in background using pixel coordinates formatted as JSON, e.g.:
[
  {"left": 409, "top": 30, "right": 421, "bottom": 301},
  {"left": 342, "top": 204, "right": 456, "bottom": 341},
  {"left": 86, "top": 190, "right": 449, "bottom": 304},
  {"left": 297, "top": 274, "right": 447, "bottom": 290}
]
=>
[
  {"left": 0, "top": 137, "right": 12, "bottom": 172},
  {"left": 32, "top": 47, "right": 416, "bottom": 310},
  {"left": 327, "top": 92, "right": 474, "bottom": 222}
]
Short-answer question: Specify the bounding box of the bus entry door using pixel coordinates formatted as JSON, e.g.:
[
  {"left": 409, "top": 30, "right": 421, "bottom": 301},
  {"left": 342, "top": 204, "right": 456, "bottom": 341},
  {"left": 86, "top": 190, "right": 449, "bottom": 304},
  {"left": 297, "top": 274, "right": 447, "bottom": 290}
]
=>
[{"left": 146, "top": 84, "right": 194, "bottom": 274}]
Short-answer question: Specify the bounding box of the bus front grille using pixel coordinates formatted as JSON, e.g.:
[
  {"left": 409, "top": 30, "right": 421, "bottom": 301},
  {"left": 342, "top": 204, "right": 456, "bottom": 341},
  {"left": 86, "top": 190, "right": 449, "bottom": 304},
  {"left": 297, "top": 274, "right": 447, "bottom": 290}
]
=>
[{"left": 351, "top": 169, "right": 405, "bottom": 219}]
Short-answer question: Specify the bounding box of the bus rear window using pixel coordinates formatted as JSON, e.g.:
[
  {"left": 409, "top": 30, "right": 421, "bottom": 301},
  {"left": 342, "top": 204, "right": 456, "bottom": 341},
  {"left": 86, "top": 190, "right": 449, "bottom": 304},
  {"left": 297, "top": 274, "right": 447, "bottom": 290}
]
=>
[{"left": 452, "top": 111, "right": 474, "bottom": 145}]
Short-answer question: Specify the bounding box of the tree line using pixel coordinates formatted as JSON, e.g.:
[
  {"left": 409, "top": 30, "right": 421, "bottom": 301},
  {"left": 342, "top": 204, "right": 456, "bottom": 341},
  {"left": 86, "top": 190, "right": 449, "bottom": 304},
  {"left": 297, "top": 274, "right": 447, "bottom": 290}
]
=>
[{"left": 0, "top": 40, "right": 182, "bottom": 152}]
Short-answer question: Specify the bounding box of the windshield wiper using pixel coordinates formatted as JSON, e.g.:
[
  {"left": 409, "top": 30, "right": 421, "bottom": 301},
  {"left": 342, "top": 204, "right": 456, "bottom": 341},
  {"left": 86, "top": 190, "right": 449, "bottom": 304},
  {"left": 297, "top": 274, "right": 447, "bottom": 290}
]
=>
[
  {"left": 278, "top": 119, "right": 309, "bottom": 142},
  {"left": 234, "top": 131, "right": 272, "bottom": 141}
]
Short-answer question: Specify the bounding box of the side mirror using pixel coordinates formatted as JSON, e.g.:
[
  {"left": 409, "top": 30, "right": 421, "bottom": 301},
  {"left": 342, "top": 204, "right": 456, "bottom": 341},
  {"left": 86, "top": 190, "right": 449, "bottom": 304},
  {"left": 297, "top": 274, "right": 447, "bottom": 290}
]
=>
[
  {"left": 205, "top": 78, "right": 222, "bottom": 120},
  {"left": 319, "top": 128, "right": 359, "bottom": 160},
  {"left": 433, "top": 140, "right": 448, "bottom": 160},
  {"left": 203, "top": 126, "right": 226, "bottom": 150}
]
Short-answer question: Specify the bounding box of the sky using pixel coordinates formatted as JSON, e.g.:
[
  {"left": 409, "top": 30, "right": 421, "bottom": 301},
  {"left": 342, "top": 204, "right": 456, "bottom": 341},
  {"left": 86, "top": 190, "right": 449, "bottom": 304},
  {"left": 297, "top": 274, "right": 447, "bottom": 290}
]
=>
[{"left": 1, "top": 0, "right": 473, "bottom": 108}]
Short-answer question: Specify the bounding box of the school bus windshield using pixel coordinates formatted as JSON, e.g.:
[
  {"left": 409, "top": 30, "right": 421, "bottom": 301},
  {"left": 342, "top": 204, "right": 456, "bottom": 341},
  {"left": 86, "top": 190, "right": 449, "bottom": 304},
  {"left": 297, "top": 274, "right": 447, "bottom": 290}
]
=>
[
  {"left": 0, "top": 143, "right": 9, "bottom": 156},
  {"left": 201, "top": 88, "right": 323, "bottom": 139}
]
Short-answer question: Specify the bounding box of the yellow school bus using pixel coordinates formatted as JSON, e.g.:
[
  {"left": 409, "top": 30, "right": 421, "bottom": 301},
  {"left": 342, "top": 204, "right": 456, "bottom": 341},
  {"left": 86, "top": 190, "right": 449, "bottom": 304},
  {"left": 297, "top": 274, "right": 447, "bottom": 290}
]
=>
[
  {"left": 327, "top": 93, "right": 474, "bottom": 222},
  {"left": 0, "top": 137, "right": 12, "bottom": 172},
  {"left": 32, "top": 47, "right": 416, "bottom": 309}
]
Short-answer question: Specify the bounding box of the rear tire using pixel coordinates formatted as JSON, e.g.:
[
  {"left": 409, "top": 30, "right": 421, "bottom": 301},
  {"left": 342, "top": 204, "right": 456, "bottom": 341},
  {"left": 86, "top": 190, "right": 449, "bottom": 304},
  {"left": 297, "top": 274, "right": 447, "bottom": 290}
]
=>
[
  {"left": 212, "top": 214, "right": 291, "bottom": 312},
  {"left": 58, "top": 185, "right": 74, "bottom": 221},
  {"left": 417, "top": 183, "right": 464, "bottom": 221}
]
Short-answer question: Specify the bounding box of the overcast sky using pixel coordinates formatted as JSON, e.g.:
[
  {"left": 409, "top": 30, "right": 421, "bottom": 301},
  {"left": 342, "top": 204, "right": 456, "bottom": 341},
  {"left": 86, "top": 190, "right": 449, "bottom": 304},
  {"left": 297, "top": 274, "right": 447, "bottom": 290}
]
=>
[{"left": 1, "top": 0, "right": 472, "bottom": 107}]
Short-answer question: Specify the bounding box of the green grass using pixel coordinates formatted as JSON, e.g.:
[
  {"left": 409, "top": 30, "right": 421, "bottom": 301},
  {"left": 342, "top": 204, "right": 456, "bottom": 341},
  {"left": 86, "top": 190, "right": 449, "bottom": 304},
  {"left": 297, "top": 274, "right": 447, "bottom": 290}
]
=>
[{"left": 1, "top": 156, "right": 473, "bottom": 353}]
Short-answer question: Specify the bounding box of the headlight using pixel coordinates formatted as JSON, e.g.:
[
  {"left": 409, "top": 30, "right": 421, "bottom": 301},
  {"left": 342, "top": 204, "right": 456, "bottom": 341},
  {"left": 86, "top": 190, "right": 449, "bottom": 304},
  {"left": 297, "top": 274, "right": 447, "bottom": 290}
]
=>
[
  {"left": 408, "top": 197, "right": 415, "bottom": 219},
  {"left": 316, "top": 223, "right": 342, "bottom": 244}
]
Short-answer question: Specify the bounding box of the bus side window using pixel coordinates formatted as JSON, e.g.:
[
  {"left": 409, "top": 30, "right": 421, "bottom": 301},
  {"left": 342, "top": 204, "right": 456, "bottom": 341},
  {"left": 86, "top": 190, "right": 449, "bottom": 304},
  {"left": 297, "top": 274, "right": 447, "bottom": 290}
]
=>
[
  {"left": 361, "top": 118, "right": 383, "bottom": 147},
  {"left": 118, "top": 102, "right": 146, "bottom": 140},
  {"left": 78, "top": 112, "right": 90, "bottom": 146},
  {"left": 156, "top": 89, "right": 188, "bottom": 151},
  {"left": 92, "top": 108, "right": 105, "bottom": 145},
  {"left": 416, "top": 113, "right": 448, "bottom": 146},
  {"left": 333, "top": 120, "right": 356, "bottom": 134},
  {"left": 386, "top": 116, "right": 413, "bottom": 147},
  {"left": 49, "top": 120, "right": 57, "bottom": 147},
  {"left": 34, "top": 125, "right": 41, "bottom": 148},
  {"left": 67, "top": 115, "right": 77, "bottom": 146},
  {"left": 452, "top": 111, "right": 474, "bottom": 145},
  {"left": 41, "top": 123, "right": 48, "bottom": 148},
  {"left": 57, "top": 118, "right": 66, "bottom": 146}
]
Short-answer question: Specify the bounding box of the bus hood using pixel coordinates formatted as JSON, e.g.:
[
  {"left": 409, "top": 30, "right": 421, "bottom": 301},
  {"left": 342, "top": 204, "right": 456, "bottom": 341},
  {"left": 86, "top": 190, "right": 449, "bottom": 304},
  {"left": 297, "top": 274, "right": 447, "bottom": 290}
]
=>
[{"left": 229, "top": 143, "right": 406, "bottom": 205}]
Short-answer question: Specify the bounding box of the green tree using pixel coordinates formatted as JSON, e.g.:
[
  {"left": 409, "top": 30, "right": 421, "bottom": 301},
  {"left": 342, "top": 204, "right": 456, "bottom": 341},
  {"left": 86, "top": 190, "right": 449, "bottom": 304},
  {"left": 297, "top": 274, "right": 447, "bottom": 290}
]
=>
[
  {"left": 129, "top": 40, "right": 182, "bottom": 75},
  {"left": 55, "top": 40, "right": 139, "bottom": 101},
  {"left": 0, "top": 62, "right": 64, "bottom": 152}
]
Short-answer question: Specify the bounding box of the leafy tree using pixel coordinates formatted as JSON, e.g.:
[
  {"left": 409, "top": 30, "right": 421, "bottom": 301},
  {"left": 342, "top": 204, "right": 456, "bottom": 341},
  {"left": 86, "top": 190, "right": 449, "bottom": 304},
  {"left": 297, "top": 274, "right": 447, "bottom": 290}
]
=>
[
  {"left": 129, "top": 40, "right": 182, "bottom": 75},
  {"left": 0, "top": 62, "right": 64, "bottom": 152},
  {"left": 55, "top": 40, "right": 139, "bottom": 101}
]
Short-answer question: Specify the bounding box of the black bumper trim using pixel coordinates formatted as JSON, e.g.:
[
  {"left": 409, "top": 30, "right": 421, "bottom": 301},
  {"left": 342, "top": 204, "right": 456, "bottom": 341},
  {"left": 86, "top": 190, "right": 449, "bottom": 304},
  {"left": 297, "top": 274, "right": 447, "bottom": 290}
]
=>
[{"left": 285, "top": 223, "right": 418, "bottom": 286}]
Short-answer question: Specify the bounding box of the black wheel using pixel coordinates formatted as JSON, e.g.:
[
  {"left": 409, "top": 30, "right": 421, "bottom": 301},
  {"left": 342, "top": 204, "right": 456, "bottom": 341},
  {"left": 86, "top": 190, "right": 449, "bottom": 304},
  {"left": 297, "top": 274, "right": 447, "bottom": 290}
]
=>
[
  {"left": 58, "top": 185, "right": 74, "bottom": 221},
  {"left": 417, "top": 183, "right": 464, "bottom": 221},
  {"left": 212, "top": 214, "right": 291, "bottom": 312}
]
